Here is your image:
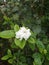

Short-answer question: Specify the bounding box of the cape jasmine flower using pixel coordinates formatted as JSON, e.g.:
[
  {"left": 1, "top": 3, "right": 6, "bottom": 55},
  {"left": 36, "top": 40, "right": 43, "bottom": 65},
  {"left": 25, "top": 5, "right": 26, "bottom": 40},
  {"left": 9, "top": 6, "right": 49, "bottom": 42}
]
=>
[{"left": 15, "top": 27, "right": 31, "bottom": 40}]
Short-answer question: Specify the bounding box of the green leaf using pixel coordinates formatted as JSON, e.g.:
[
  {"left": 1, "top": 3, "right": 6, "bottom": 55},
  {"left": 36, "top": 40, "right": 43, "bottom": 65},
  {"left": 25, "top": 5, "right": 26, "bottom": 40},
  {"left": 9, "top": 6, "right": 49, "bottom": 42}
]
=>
[
  {"left": 12, "top": 14, "right": 19, "bottom": 20},
  {"left": 7, "top": 49, "right": 12, "bottom": 57},
  {"left": 0, "top": 30, "right": 15, "bottom": 39},
  {"left": 33, "top": 25, "right": 41, "bottom": 35},
  {"left": 28, "top": 37, "right": 36, "bottom": 44},
  {"left": 3, "top": 16, "right": 11, "bottom": 21},
  {"left": 33, "top": 53, "right": 42, "bottom": 59},
  {"left": 43, "top": 49, "right": 47, "bottom": 54},
  {"left": 46, "top": 53, "right": 49, "bottom": 61},
  {"left": 1, "top": 55, "right": 9, "bottom": 60},
  {"left": 8, "top": 59, "right": 13, "bottom": 64},
  {"left": 46, "top": 44, "right": 49, "bottom": 60},
  {"left": 14, "top": 24, "right": 19, "bottom": 32},
  {"left": 33, "top": 53, "right": 42, "bottom": 65},
  {"left": 36, "top": 40, "right": 45, "bottom": 53},
  {"left": 33, "top": 58, "right": 42, "bottom": 65},
  {"left": 29, "top": 43, "right": 35, "bottom": 51},
  {"left": 11, "top": 42, "right": 18, "bottom": 48},
  {"left": 14, "top": 38, "right": 26, "bottom": 49},
  {"left": 47, "top": 44, "right": 49, "bottom": 52}
]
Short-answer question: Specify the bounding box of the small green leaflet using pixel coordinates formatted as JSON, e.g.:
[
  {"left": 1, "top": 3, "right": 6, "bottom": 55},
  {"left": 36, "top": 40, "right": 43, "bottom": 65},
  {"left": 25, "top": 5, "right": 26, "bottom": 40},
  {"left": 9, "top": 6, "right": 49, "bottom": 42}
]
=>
[
  {"left": 28, "top": 37, "right": 36, "bottom": 44},
  {"left": 14, "top": 24, "right": 19, "bottom": 32},
  {"left": 8, "top": 59, "right": 13, "bottom": 64},
  {"left": 7, "top": 49, "right": 12, "bottom": 57}
]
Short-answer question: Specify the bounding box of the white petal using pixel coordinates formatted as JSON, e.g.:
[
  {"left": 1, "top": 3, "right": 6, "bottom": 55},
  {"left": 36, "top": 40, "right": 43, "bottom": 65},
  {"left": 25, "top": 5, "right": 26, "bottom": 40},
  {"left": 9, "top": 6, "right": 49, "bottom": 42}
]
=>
[{"left": 15, "top": 26, "right": 31, "bottom": 40}]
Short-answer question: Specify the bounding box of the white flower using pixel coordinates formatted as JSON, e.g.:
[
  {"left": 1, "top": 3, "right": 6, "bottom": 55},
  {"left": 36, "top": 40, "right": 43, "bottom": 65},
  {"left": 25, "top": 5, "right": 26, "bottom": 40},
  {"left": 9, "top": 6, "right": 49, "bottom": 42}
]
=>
[
  {"left": 23, "top": 29, "right": 31, "bottom": 40},
  {"left": 15, "top": 27, "right": 31, "bottom": 40},
  {"left": 4, "top": 0, "right": 6, "bottom": 2}
]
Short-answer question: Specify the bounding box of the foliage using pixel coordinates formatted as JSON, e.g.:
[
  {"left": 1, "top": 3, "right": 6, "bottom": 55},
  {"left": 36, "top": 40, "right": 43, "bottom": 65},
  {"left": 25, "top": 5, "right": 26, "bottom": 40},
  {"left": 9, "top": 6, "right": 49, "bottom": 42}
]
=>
[{"left": 0, "top": 0, "right": 49, "bottom": 65}]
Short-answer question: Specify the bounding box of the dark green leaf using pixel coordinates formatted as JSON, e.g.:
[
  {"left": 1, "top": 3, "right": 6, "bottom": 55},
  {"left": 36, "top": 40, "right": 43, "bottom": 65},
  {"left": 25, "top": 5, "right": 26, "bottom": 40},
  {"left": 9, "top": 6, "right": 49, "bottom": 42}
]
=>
[
  {"left": 33, "top": 53, "right": 42, "bottom": 65},
  {"left": 46, "top": 44, "right": 49, "bottom": 60},
  {"left": 29, "top": 43, "right": 35, "bottom": 51},
  {"left": 36, "top": 40, "right": 45, "bottom": 53}
]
